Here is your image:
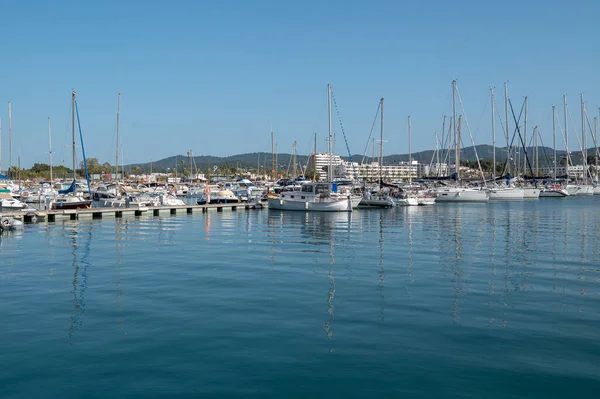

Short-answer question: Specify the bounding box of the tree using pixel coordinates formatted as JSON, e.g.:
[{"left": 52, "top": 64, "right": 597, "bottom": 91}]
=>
[
  {"left": 79, "top": 157, "right": 103, "bottom": 175},
  {"left": 102, "top": 162, "right": 112, "bottom": 174}
]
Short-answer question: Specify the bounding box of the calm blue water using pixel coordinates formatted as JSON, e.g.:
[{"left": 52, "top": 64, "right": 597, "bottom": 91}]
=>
[{"left": 2, "top": 198, "right": 600, "bottom": 398}]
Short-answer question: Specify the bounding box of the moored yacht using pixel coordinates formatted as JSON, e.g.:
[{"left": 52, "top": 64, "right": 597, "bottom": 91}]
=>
[{"left": 268, "top": 181, "right": 354, "bottom": 212}]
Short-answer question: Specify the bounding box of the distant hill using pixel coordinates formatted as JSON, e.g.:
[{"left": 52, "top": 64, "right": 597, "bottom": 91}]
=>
[{"left": 124, "top": 146, "right": 597, "bottom": 173}]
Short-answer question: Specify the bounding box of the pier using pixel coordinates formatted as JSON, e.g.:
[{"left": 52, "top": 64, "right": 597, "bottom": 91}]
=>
[{"left": 0, "top": 202, "right": 263, "bottom": 223}]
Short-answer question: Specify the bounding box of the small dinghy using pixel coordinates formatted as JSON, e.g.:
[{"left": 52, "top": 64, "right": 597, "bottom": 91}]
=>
[{"left": 0, "top": 216, "right": 24, "bottom": 233}]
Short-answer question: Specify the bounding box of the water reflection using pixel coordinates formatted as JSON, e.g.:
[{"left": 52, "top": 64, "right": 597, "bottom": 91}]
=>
[
  {"left": 114, "top": 219, "right": 127, "bottom": 333},
  {"left": 66, "top": 222, "right": 92, "bottom": 344},
  {"left": 378, "top": 211, "right": 387, "bottom": 320}
]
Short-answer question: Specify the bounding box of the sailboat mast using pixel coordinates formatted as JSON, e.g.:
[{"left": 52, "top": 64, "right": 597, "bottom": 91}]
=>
[
  {"left": 594, "top": 116, "right": 598, "bottom": 182},
  {"left": 564, "top": 95, "right": 569, "bottom": 173},
  {"left": 293, "top": 141, "right": 297, "bottom": 178},
  {"left": 523, "top": 96, "right": 528, "bottom": 177},
  {"left": 408, "top": 115, "right": 412, "bottom": 186},
  {"left": 327, "top": 83, "right": 332, "bottom": 182},
  {"left": 504, "top": 82, "right": 510, "bottom": 175},
  {"left": 534, "top": 126, "right": 539, "bottom": 177},
  {"left": 8, "top": 102, "right": 12, "bottom": 175},
  {"left": 491, "top": 88, "right": 496, "bottom": 181},
  {"left": 72, "top": 91, "right": 77, "bottom": 187},
  {"left": 48, "top": 117, "right": 53, "bottom": 182},
  {"left": 313, "top": 132, "right": 317, "bottom": 172},
  {"left": 581, "top": 93, "right": 587, "bottom": 185},
  {"left": 380, "top": 97, "right": 384, "bottom": 186},
  {"left": 552, "top": 105, "right": 557, "bottom": 180},
  {"left": 457, "top": 115, "right": 462, "bottom": 181},
  {"left": 0, "top": 117, "right": 2, "bottom": 173},
  {"left": 271, "top": 131, "right": 274, "bottom": 183},
  {"left": 452, "top": 80, "right": 458, "bottom": 177},
  {"left": 116, "top": 91, "right": 120, "bottom": 181}
]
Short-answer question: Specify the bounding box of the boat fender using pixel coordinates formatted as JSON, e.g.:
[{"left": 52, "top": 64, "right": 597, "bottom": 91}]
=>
[{"left": 305, "top": 201, "right": 309, "bottom": 210}]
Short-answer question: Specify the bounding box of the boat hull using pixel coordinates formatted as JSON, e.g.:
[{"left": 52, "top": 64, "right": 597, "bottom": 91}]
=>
[
  {"left": 50, "top": 200, "right": 92, "bottom": 210},
  {"left": 358, "top": 198, "right": 395, "bottom": 208},
  {"left": 522, "top": 187, "right": 540, "bottom": 199},
  {"left": 435, "top": 188, "right": 489, "bottom": 202},
  {"left": 488, "top": 188, "right": 525, "bottom": 200},
  {"left": 539, "top": 189, "right": 569, "bottom": 197},
  {"left": 567, "top": 185, "right": 594, "bottom": 196},
  {"left": 268, "top": 197, "right": 352, "bottom": 212}
]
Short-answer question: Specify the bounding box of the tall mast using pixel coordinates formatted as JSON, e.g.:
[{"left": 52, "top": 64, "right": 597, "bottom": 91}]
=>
[
  {"left": 271, "top": 131, "right": 274, "bottom": 183},
  {"left": 313, "top": 132, "right": 317, "bottom": 173},
  {"left": 0, "top": 117, "right": 2, "bottom": 173},
  {"left": 504, "top": 82, "right": 509, "bottom": 175},
  {"left": 594, "top": 116, "right": 598, "bottom": 181},
  {"left": 408, "top": 115, "right": 412, "bottom": 186},
  {"left": 581, "top": 93, "right": 587, "bottom": 184},
  {"left": 491, "top": 88, "right": 496, "bottom": 181},
  {"left": 523, "top": 96, "right": 528, "bottom": 176},
  {"left": 292, "top": 141, "right": 297, "bottom": 178},
  {"left": 8, "top": 102, "right": 12, "bottom": 175},
  {"left": 72, "top": 91, "right": 77, "bottom": 187},
  {"left": 48, "top": 117, "right": 53, "bottom": 182},
  {"left": 116, "top": 91, "right": 120, "bottom": 181},
  {"left": 552, "top": 105, "right": 557, "bottom": 180},
  {"left": 379, "top": 97, "right": 384, "bottom": 186},
  {"left": 534, "top": 126, "right": 539, "bottom": 177},
  {"left": 564, "top": 95, "right": 569, "bottom": 174},
  {"left": 452, "top": 80, "right": 458, "bottom": 177},
  {"left": 327, "top": 83, "right": 332, "bottom": 182},
  {"left": 457, "top": 115, "right": 462, "bottom": 181}
]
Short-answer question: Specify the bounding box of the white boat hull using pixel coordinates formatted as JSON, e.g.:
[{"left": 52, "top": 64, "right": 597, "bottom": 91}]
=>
[
  {"left": 522, "top": 187, "right": 540, "bottom": 199},
  {"left": 567, "top": 185, "right": 594, "bottom": 196},
  {"left": 417, "top": 196, "right": 436, "bottom": 205},
  {"left": 488, "top": 187, "right": 525, "bottom": 200},
  {"left": 396, "top": 197, "right": 419, "bottom": 206},
  {"left": 435, "top": 188, "right": 489, "bottom": 202},
  {"left": 268, "top": 197, "right": 352, "bottom": 212}
]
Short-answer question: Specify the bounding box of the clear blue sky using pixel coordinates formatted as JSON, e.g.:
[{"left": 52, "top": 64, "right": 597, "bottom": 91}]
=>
[{"left": 1, "top": 0, "right": 599, "bottom": 169}]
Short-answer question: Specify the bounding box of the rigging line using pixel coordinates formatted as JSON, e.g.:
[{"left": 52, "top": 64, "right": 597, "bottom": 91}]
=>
[
  {"left": 74, "top": 100, "right": 91, "bottom": 195},
  {"left": 330, "top": 88, "right": 358, "bottom": 181},
  {"left": 584, "top": 112, "right": 600, "bottom": 159},
  {"left": 537, "top": 131, "right": 553, "bottom": 173},
  {"left": 454, "top": 85, "right": 487, "bottom": 185},
  {"left": 360, "top": 101, "right": 381, "bottom": 166},
  {"left": 509, "top": 99, "right": 535, "bottom": 178},
  {"left": 500, "top": 100, "right": 524, "bottom": 177}
]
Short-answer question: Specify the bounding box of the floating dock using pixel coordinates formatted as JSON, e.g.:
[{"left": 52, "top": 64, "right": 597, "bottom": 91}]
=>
[{"left": 0, "top": 202, "right": 263, "bottom": 223}]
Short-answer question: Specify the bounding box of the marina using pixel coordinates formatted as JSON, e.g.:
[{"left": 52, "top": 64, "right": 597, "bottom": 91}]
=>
[
  {"left": 3, "top": 2, "right": 600, "bottom": 397},
  {"left": 2, "top": 195, "right": 600, "bottom": 397}
]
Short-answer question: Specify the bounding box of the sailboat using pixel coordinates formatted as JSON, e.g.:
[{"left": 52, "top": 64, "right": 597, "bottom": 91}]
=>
[
  {"left": 49, "top": 91, "right": 93, "bottom": 210},
  {"left": 268, "top": 83, "right": 357, "bottom": 212},
  {"left": 396, "top": 115, "right": 419, "bottom": 206},
  {"left": 487, "top": 86, "right": 524, "bottom": 200},
  {"left": 539, "top": 105, "right": 569, "bottom": 198},
  {"left": 359, "top": 97, "right": 396, "bottom": 208},
  {"left": 434, "top": 81, "right": 489, "bottom": 203}
]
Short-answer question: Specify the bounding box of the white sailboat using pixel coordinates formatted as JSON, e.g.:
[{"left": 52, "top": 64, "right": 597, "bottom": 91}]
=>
[
  {"left": 359, "top": 97, "right": 396, "bottom": 208},
  {"left": 563, "top": 94, "right": 594, "bottom": 196},
  {"left": 435, "top": 81, "right": 489, "bottom": 203},
  {"left": 397, "top": 116, "right": 419, "bottom": 206},
  {"left": 49, "top": 91, "right": 93, "bottom": 210},
  {"left": 487, "top": 87, "right": 524, "bottom": 201}
]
